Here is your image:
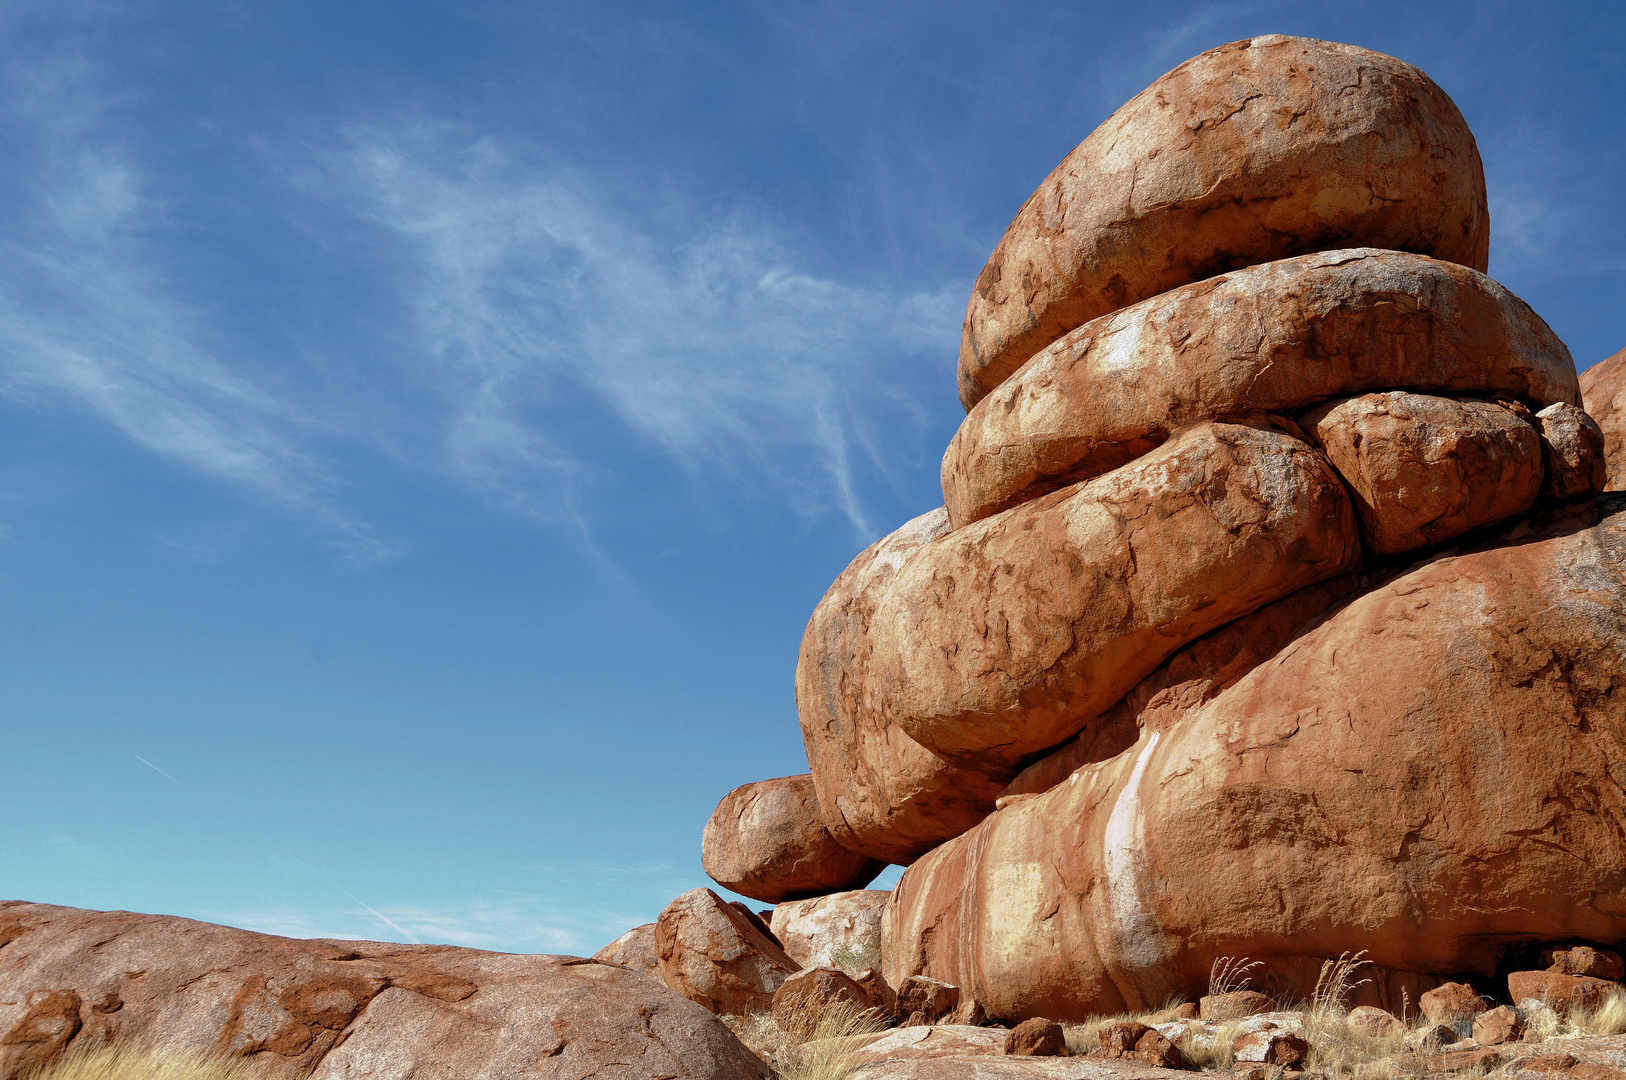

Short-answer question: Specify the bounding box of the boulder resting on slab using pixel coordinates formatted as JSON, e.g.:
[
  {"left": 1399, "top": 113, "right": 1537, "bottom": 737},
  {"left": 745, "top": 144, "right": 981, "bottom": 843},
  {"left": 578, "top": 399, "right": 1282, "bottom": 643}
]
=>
[
  {"left": 957, "top": 35, "right": 1490, "bottom": 409},
  {"left": 883, "top": 498, "right": 1626, "bottom": 1022},
  {"left": 701, "top": 774, "right": 884, "bottom": 903}
]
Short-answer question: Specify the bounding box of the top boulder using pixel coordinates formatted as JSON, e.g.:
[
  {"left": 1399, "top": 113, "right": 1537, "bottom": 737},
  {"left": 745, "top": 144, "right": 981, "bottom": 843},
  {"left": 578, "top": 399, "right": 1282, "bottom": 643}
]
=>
[{"left": 957, "top": 35, "right": 1490, "bottom": 409}]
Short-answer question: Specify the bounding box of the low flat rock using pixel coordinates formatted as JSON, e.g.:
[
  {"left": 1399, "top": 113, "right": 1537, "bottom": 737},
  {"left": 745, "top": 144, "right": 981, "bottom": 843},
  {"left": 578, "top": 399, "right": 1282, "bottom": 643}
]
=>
[
  {"left": 945, "top": 249, "right": 1577, "bottom": 528},
  {"left": 853, "top": 1057, "right": 1197, "bottom": 1079},
  {"left": 590, "top": 922, "right": 660, "bottom": 981},
  {"left": 958, "top": 36, "right": 1489, "bottom": 409},
  {"left": 0, "top": 901, "right": 770, "bottom": 1080}
]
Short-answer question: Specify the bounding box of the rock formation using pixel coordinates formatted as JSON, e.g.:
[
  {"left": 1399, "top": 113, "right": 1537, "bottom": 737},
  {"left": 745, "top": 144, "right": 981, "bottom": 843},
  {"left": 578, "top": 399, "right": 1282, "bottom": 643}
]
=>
[
  {"left": 0, "top": 902, "right": 769, "bottom": 1080},
  {"left": 701, "top": 774, "right": 884, "bottom": 903},
  {"left": 700, "top": 32, "right": 1626, "bottom": 1028}
]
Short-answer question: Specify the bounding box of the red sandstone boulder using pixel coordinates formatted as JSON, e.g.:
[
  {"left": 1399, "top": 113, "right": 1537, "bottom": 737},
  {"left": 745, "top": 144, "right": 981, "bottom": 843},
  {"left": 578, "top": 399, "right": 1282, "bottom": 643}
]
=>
[
  {"left": 1421, "top": 982, "right": 1486, "bottom": 1024},
  {"left": 882, "top": 499, "right": 1626, "bottom": 1022},
  {"left": 1200, "top": 990, "right": 1273, "bottom": 1021},
  {"left": 957, "top": 36, "right": 1489, "bottom": 410},
  {"left": 896, "top": 975, "right": 960, "bottom": 1022},
  {"left": 1581, "top": 349, "right": 1626, "bottom": 491},
  {"left": 1509, "top": 971, "right": 1622, "bottom": 1017},
  {"left": 1006, "top": 1017, "right": 1066, "bottom": 1056},
  {"left": 1307, "top": 393, "right": 1543, "bottom": 554},
  {"left": 770, "top": 967, "right": 875, "bottom": 1040},
  {"left": 655, "top": 888, "right": 798, "bottom": 1015},
  {"left": 1475, "top": 1005, "right": 1525, "bottom": 1045},
  {"left": 1546, "top": 946, "right": 1626, "bottom": 980},
  {"left": 0, "top": 902, "right": 770, "bottom": 1080},
  {"left": 1348, "top": 1005, "right": 1406, "bottom": 1039},
  {"left": 702, "top": 775, "right": 884, "bottom": 903},
  {"left": 1537, "top": 404, "right": 1609, "bottom": 501},
  {"left": 946, "top": 250, "right": 1577, "bottom": 527},
  {"left": 795, "top": 507, "right": 1013, "bottom": 865},
  {"left": 769, "top": 889, "right": 888, "bottom": 971},
  {"left": 870, "top": 422, "right": 1357, "bottom": 767},
  {"left": 591, "top": 922, "right": 661, "bottom": 982}
]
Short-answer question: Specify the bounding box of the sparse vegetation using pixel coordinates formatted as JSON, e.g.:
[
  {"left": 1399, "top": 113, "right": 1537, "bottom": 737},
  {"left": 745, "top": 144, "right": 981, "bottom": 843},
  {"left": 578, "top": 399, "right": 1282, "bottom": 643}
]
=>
[
  {"left": 1059, "top": 1003, "right": 1186, "bottom": 1057},
  {"left": 722, "top": 996, "right": 887, "bottom": 1080},
  {"left": 827, "top": 941, "right": 881, "bottom": 975},
  {"left": 24, "top": 1045, "right": 292, "bottom": 1080},
  {"left": 1209, "top": 955, "right": 1264, "bottom": 996}
]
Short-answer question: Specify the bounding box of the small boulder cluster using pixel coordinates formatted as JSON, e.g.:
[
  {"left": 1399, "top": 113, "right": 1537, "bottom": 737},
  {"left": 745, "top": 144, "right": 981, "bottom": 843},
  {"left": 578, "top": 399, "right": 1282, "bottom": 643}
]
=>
[{"left": 636, "top": 33, "right": 1626, "bottom": 1033}]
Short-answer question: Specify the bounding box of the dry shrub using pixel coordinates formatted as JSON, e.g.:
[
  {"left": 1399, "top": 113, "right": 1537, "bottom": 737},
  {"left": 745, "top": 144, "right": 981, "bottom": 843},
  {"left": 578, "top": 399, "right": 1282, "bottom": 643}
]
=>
[
  {"left": 1210, "top": 956, "right": 1263, "bottom": 996},
  {"left": 24, "top": 1045, "right": 293, "bottom": 1080},
  {"left": 1060, "top": 1003, "right": 1186, "bottom": 1058},
  {"left": 723, "top": 997, "right": 886, "bottom": 1080}
]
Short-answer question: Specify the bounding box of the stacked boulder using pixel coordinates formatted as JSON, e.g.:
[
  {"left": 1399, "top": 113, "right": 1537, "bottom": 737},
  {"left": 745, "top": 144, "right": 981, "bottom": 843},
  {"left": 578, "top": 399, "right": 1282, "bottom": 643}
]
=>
[{"left": 684, "top": 34, "right": 1626, "bottom": 1027}]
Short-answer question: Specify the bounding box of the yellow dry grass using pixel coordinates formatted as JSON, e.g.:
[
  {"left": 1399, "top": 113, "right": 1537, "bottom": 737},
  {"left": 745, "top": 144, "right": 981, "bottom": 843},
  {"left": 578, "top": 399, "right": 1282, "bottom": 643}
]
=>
[
  {"left": 723, "top": 997, "right": 887, "bottom": 1080},
  {"left": 24, "top": 1045, "right": 292, "bottom": 1080}
]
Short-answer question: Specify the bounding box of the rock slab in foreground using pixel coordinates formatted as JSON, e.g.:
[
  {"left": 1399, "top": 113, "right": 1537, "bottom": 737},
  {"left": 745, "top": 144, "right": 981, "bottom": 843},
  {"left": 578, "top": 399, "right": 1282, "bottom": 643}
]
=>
[
  {"left": 957, "top": 35, "right": 1490, "bottom": 409},
  {"left": 0, "top": 901, "right": 769, "bottom": 1080},
  {"left": 882, "top": 498, "right": 1626, "bottom": 1022}
]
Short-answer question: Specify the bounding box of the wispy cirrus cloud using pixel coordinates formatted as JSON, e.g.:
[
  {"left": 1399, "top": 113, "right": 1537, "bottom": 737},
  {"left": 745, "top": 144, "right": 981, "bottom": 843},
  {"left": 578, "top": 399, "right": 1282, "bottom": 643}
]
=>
[
  {"left": 300, "top": 117, "right": 961, "bottom": 540},
  {"left": 0, "top": 50, "right": 394, "bottom": 561}
]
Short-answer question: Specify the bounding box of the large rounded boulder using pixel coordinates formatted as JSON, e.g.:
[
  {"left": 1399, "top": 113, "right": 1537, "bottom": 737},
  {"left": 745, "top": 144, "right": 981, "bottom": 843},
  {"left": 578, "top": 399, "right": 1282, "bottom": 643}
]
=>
[
  {"left": 1581, "top": 347, "right": 1626, "bottom": 490},
  {"left": 702, "top": 774, "right": 884, "bottom": 903},
  {"left": 958, "top": 35, "right": 1490, "bottom": 409},
  {"left": 882, "top": 498, "right": 1626, "bottom": 1023},
  {"left": 945, "top": 249, "right": 1578, "bottom": 528}
]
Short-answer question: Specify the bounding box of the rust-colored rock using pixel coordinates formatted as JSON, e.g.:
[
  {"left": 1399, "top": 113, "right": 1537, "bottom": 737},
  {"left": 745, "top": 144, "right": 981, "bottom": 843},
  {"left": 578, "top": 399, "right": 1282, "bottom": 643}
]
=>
[
  {"left": 1006, "top": 1017, "right": 1066, "bottom": 1056},
  {"left": 882, "top": 500, "right": 1626, "bottom": 1022},
  {"left": 1508, "top": 971, "right": 1622, "bottom": 1017},
  {"left": 702, "top": 775, "right": 884, "bottom": 903},
  {"left": 1096, "top": 1020, "right": 1151, "bottom": 1054},
  {"left": 1307, "top": 393, "right": 1543, "bottom": 554},
  {"left": 946, "top": 249, "right": 1577, "bottom": 528},
  {"left": 770, "top": 967, "right": 874, "bottom": 1040},
  {"left": 1348, "top": 1005, "right": 1405, "bottom": 1039},
  {"left": 0, "top": 901, "right": 770, "bottom": 1080},
  {"left": 1233, "top": 1029, "right": 1308, "bottom": 1066},
  {"left": 796, "top": 507, "right": 1013, "bottom": 865},
  {"left": 1003, "top": 575, "right": 1364, "bottom": 799},
  {"left": 851, "top": 968, "right": 897, "bottom": 1018},
  {"left": 1536, "top": 404, "right": 1611, "bottom": 502},
  {"left": 896, "top": 976, "right": 960, "bottom": 1022},
  {"left": 1581, "top": 348, "right": 1626, "bottom": 491},
  {"left": 873, "top": 422, "right": 1357, "bottom": 767},
  {"left": 1546, "top": 946, "right": 1626, "bottom": 980},
  {"left": 1421, "top": 982, "right": 1487, "bottom": 1024},
  {"left": 769, "top": 889, "right": 888, "bottom": 972},
  {"left": 1475, "top": 1005, "right": 1525, "bottom": 1045},
  {"left": 591, "top": 922, "right": 660, "bottom": 981},
  {"left": 655, "top": 888, "right": 798, "bottom": 1015},
  {"left": 957, "top": 36, "right": 1490, "bottom": 410},
  {"left": 1200, "top": 990, "right": 1273, "bottom": 1021}
]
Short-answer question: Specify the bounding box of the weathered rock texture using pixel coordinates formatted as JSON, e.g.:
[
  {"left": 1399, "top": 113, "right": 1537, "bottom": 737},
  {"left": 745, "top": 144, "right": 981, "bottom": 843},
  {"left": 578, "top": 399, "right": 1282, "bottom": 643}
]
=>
[
  {"left": 1581, "top": 348, "right": 1626, "bottom": 491},
  {"left": 882, "top": 499, "right": 1626, "bottom": 1022},
  {"left": 590, "top": 922, "right": 660, "bottom": 982},
  {"left": 1537, "top": 404, "right": 1610, "bottom": 501},
  {"left": 0, "top": 901, "right": 770, "bottom": 1080},
  {"left": 945, "top": 249, "right": 1578, "bottom": 528},
  {"left": 655, "top": 888, "right": 797, "bottom": 1016},
  {"left": 956, "top": 36, "right": 1490, "bottom": 409},
  {"left": 769, "top": 967, "right": 874, "bottom": 1040},
  {"left": 870, "top": 422, "right": 1358, "bottom": 766},
  {"left": 1306, "top": 392, "right": 1544, "bottom": 554},
  {"left": 795, "top": 508, "right": 1014, "bottom": 865},
  {"left": 768, "top": 889, "right": 888, "bottom": 971},
  {"left": 701, "top": 774, "right": 884, "bottom": 903}
]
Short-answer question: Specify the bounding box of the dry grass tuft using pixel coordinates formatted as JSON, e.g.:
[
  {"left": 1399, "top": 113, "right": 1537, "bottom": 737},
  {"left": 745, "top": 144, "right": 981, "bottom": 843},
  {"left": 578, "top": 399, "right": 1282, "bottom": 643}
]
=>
[
  {"left": 25, "top": 1045, "right": 293, "bottom": 1080},
  {"left": 1209, "top": 956, "right": 1264, "bottom": 996},
  {"left": 1060, "top": 1003, "right": 1185, "bottom": 1058},
  {"left": 826, "top": 941, "right": 882, "bottom": 975},
  {"left": 1568, "top": 992, "right": 1626, "bottom": 1037},
  {"left": 723, "top": 997, "right": 887, "bottom": 1080}
]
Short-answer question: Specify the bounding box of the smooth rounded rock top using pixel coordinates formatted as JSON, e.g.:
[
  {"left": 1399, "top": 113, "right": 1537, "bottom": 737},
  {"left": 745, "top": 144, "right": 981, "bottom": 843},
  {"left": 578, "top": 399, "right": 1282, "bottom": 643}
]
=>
[{"left": 701, "top": 774, "right": 884, "bottom": 904}]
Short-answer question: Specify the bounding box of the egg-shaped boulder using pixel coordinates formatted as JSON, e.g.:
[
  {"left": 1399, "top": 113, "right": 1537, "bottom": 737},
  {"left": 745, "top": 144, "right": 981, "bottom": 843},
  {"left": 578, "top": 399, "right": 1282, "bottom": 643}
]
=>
[
  {"left": 701, "top": 774, "right": 885, "bottom": 903},
  {"left": 958, "top": 35, "right": 1490, "bottom": 410}
]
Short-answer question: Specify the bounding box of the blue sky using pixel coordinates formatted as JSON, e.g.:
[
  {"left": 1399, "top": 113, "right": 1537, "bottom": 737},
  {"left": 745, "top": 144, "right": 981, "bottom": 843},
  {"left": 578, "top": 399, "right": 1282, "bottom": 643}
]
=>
[{"left": 2, "top": 0, "right": 1622, "bottom": 955}]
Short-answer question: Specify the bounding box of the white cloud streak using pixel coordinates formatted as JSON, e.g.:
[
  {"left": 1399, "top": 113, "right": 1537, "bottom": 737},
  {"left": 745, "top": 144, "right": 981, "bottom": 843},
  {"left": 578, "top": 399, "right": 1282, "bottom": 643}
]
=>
[
  {"left": 0, "top": 51, "right": 394, "bottom": 560},
  {"left": 308, "top": 118, "right": 961, "bottom": 540}
]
